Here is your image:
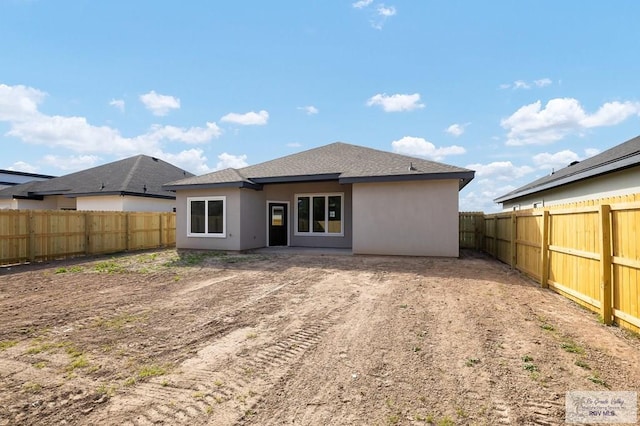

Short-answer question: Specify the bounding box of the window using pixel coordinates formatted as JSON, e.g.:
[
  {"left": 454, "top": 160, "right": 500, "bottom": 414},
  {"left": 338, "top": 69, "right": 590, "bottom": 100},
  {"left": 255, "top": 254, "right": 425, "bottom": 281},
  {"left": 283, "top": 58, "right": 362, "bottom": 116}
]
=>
[
  {"left": 295, "top": 193, "right": 343, "bottom": 236},
  {"left": 187, "top": 196, "right": 226, "bottom": 237}
]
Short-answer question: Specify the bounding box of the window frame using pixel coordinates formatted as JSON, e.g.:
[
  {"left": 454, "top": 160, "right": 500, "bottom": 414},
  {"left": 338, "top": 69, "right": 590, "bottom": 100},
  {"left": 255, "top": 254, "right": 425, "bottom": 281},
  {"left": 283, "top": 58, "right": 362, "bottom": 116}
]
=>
[
  {"left": 187, "top": 196, "right": 227, "bottom": 238},
  {"left": 294, "top": 192, "right": 344, "bottom": 237}
]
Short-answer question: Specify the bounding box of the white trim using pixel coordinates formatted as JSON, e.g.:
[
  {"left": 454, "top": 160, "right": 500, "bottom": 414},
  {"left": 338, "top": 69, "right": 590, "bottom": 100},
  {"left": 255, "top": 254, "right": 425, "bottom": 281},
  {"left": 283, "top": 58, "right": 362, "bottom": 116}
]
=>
[
  {"left": 266, "top": 200, "right": 290, "bottom": 247},
  {"left": 187, "top": 196, "right": 227, "bottom": 238},
  {"left": 294, "top": 192, "right": 344, "bottom": 237}
]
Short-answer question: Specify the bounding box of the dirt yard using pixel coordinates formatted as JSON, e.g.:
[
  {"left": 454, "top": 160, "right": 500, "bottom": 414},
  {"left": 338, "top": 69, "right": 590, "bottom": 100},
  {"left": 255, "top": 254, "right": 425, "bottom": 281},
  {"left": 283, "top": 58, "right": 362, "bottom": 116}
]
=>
[{"left": 1, "top": 249, "right": 639, "bottom": 426}]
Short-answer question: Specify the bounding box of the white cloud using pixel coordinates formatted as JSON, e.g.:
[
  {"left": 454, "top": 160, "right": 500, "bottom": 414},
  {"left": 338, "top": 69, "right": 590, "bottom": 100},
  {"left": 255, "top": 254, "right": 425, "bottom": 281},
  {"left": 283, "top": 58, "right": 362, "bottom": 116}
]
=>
[
  {"left": 0, "top": 83, "right": 45, "bottom": 121},
  {"left": 221, "top": 110, "right": 269, "bottom": 126},
  {"left": 500, "top": 78, "right": 552, "bottom": 90},
  {"left": 41, "top": 154, "right": 100, "bottom": 172},
  {"left": 298, "top": 105, "right": 319, "bottom": 115},
  {"left": 352, "top": 0, "right": 373, "bottom": 8},
  {"left": 445, "top": 123, "right": 468, "bottom": 137},
  {"left": 109, "top": 99, "right": 125, "bottom": 112},
  {"left": 534, "top": 78, "right": 552, "bottom": 88},
  {"left": 501, "top": 98, "right": 640, "bottom": 146},
  {"left": 532, "top": 150, "right": 580, "bottom": 171},
  {"left": 584, "top": 148, "right": 600, "bottom": 157},
  {"left": 466, "top": 161, "right": 534, "bottom": 181},
  {"left": 287, "top": 142, "right": 302, "bottom": 148},
  {"left": 144, "top": 122, "right": 222, "bottom": 144},
  {"left": 216, "top": 153, "right": 248, "bottom": 170},
  {"left": 0, "top": 84, "right": 221, "bottom": 156},
  {"left": 377, "top": 4, "right": 396, "bottom": 16},
  {"left": 367, "top": 93, "right": 424, "bottom": 112},
  {"left": 139, "top": 90, "right": 180, "bottom": 116},
  {"left": 391, "top": 136, "right": 465, "bottom": 161},
  {"left": 7, "top": 161, "right": 38, "bottom": 173},
  {"left": 154, "top": 148, "right": 212, "bottom": 175}
]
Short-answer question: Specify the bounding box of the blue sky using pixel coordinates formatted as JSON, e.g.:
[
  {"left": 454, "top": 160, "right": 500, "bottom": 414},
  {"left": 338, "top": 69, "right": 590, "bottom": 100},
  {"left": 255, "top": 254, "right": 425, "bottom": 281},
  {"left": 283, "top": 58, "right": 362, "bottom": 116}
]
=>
[{"left": 1, "top": 1, "right": 640, "bottom": 212}]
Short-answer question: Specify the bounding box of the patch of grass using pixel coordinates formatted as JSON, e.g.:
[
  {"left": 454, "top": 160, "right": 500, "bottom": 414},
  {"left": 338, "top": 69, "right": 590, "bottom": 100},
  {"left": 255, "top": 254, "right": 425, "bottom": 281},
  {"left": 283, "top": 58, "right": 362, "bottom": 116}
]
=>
[
  {"left": 55, "top": 265, "right": 83, "bottom": 274},
  {"left": 66, "top": 355, "right": 89, "bottom": 372},
  {"left": 0, "top": 340, "right": 17, "bottom": 351},
  {"left": 193, "top": 391, "right": 205, "bottom": 399},
  {"left": 465, "top": 358, "right": 480, "bottom": 367},
  {"left": 387, "top": 413, "right": 401, "bottom": 424},
  {"left": 575, "top": 359, "right": 591, "bottom": 370},
  {"left": 246, "top": 332, "right": 258, "bottom": 339},
  {"left": 456, "top": 407, "right": 468, "bottom": 418},
  {"left": 96, "top": 384, "right": 117, "bottom": 397},
  {"left": 124, "top": 377, "right": 136, "bottom": 386},
  {"left": 94, "top": 260, "right": 125, "bottom": 274},
  {"left": 437, "top": 416, "right": 455, "bottom": 426},
  {"left": 214, "top": 379, "right": 224, "bottom": 387},
  {"left": 25, "top": 341, "right": 66, "bottom": 355},
  {"left": 23, "top": 382, "right": 42, "bottom": 393},
  {"left": 523, "top": 363, "right": 538, "bottom": 372},
  {"left": 94, "top": 312, "right": 146, "bottom": 330},
  {"left": 413, "top": 346, "right": 421, "bottom": 353},
  {"left": 138, "top": 364, "right": 167, "bottom": 379},
  {"left": 399, "top": 304, "right": 408, "bottom": 309},
  {"left": 540, "top": 323, "right": 555, "bottom": 331},
  {"left": 522, "top": 355, "right": 534, "bottom": 362},
  {"left": 33, "top": 361, "right": 47, "bottom": 369},
  {"left": 161, "top": 379, "right": 169, "bottom": 387},
  {"left": 561, "top": 340, "right": 585, "bottom": 354},
  {"left": 206, "top": 405, "right": 214, "bottom": 415},
  {"left": 588, "top": 375, "right": 609, "bottom": 388}
]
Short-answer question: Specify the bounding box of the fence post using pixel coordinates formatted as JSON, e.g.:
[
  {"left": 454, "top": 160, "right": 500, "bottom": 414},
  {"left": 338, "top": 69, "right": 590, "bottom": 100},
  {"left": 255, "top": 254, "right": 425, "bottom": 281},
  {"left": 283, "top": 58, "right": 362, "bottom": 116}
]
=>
[
  {"left": 27, "top": 210, "right": 36, "bottom": 263},
  {"left": 540, "top": 210, "right": 549, "bottom": 288},
  {"left": 493, "top": 216, "right": 498, "bottom": 257},
  {"left": 125, "top": 213, "right": 131, "bottom": 251},
  {"left": 599, "top": 204, "right": 613, "bottom": 325},
  {"left": 510, "top": 212, "right": 517, "bottom": 268},
  {"left": 84, "top": 212, "right": 91, "bottom": 255},
  {"left": 159, "top": 213, "right": 165, "bottom": 248}
]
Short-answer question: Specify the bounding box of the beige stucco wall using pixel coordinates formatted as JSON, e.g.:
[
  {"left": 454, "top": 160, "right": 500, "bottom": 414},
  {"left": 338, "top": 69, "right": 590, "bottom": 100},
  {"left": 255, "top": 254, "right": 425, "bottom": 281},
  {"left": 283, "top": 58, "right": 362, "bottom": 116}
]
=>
[
  {"left": 9, "top": 196, "right": 70, "bottom": 210},
  {"left": 240, "top": 189, "right": 267, "bottom": 250},
  {"left": 352, "top": 179, "right": 460, "bottom": 257},
  {"left": 76, "top": 196, "right": 124, "bottom": 211},
  {"left": 502, "top": 167, "right": 640, "bottom": 210},
  {"left": 121, "top": 196, "right": 176, "bottom": 212}
]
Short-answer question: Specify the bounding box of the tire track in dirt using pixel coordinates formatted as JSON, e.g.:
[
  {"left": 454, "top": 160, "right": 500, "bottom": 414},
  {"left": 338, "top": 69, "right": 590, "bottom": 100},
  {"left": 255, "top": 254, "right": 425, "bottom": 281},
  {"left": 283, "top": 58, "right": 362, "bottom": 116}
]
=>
[{"left": 84, "top": 267, "right": 353, "bottom": 426}]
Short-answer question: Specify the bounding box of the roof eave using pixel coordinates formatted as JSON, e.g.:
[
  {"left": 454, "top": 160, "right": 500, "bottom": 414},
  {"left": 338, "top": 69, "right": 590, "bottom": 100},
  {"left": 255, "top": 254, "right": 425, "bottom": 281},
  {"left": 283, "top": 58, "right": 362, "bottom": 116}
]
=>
[
  {"left": 67, "top": 191, "right": 177, "bottom": 200},
  {"left": 340, "top": 171, "right": 475, "bottom": 190},
  {"left": 494, "top": 156, "right": 640, "bottom": 203},
  {"left": 251, "top": 173, "right": 341, "bottom": 184},
  {"left": 163, "top": 181, "right": 263, "bottom": 191}
]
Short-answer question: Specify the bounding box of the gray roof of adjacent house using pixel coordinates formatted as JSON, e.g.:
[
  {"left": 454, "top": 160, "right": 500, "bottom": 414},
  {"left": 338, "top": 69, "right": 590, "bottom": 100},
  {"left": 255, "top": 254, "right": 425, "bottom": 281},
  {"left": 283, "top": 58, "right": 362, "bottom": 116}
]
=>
[
  {"left": 0, "top": 155, "right": 194, "bottom": 200},
  {"left": 164, "top": 142, "right": 475, "bottom": 191},
  {"left": 494, "top": 135, "right": 640, "bottom": 203}
]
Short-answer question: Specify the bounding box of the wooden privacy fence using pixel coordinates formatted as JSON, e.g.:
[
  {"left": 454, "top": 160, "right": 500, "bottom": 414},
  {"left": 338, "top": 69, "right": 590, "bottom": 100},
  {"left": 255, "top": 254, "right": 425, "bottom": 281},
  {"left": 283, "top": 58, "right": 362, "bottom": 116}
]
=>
[
  {"left": 0, "top": 210, "right": 176, "bottom": 266},
  {"left": 473, "top": 194, "right": 640, "bottom": 334}
]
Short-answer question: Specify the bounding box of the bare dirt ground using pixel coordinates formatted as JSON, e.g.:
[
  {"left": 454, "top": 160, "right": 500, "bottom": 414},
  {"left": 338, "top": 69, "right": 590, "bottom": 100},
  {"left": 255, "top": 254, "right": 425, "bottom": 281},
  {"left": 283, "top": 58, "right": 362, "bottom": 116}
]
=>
[{"left": 1, "top": 249, "right": 639, "bottom": 426}]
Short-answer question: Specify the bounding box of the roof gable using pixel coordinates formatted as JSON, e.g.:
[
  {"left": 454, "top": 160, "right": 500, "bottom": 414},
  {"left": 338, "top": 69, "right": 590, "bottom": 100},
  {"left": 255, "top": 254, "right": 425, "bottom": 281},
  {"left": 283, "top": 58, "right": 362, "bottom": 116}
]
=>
[
  {"left": 495, "top": 135, "right": 640, "bottom": 203},
  {"left": 0, "top": 155, "right": 194, "bottom": 200},
  {"left": 165, "top": 142, "right": 474, "bottom": 190}
]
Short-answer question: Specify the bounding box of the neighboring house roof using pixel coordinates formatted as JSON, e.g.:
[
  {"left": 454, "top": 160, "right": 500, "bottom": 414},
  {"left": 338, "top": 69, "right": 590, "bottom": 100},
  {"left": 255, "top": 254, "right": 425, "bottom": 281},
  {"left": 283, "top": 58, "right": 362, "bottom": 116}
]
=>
[
  {"left": 494, "top": 135, "right": 640, "bottom": 204},
  {"left": 0, "top": 169, "right": 56, "bottom": 187},
  {"left": 164, "top": 142, "right": 475, "bottom": 191},
  {"left": 0, "top": 155, "right": 194, "bottom": 200}
]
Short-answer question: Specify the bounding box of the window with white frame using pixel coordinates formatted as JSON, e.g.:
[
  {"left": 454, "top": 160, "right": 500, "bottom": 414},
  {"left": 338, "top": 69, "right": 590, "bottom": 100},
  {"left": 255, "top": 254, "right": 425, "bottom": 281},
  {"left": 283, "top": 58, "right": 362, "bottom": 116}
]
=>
[
  {"left": 295, "top": 193, "right": 343, "bottom": 236},
  {"left": 187, "top": 196, "right": 226, "bottom": 237}
]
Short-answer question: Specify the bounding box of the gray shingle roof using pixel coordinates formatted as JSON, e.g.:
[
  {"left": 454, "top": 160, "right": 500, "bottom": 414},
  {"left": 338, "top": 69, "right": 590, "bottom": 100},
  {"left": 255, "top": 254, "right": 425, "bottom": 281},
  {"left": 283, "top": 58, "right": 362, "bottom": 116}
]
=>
[
  {"left": 164, "top": 142, "right": 475, "bottom": 190},
  {"left": 0, "top": 155, "right": 194, "bottom": 200},
  {"left": 494, "top": 135, "right": 640, "bottom": 203}
]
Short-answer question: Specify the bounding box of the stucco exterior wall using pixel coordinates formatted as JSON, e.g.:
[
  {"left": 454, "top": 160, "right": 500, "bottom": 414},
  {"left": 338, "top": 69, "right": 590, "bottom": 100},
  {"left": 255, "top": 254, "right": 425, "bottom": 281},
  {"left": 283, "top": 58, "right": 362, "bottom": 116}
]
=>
[
  {"left": 121, "top": 196, "right": 176, "bottom": 212},
  {"left": 502, "top": 167, "right": 640, "bottom": 211},
  {"left": 263, "top": 181, "right": 352, "bottom": 249},
  {"left": 175, "top": 187, "right": 243, "bottom": 251},
  {"left": 76, "top": 196, "right": 124, "bottom": 211},
  {"left": 240, "top": 189, "right": 267, "bottom": 250},
  {"left": 352, "top": 180, "right": 460, "bottom": 257}
]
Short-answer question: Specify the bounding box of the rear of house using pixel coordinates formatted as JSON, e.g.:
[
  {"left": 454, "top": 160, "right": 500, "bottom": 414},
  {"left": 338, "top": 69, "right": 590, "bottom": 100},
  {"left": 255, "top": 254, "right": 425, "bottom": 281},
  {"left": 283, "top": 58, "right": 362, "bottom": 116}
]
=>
[{"left": 165, "top": 142, "right": 474, "bottom": 257}]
